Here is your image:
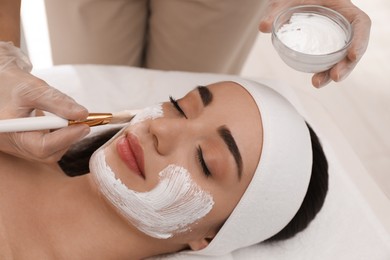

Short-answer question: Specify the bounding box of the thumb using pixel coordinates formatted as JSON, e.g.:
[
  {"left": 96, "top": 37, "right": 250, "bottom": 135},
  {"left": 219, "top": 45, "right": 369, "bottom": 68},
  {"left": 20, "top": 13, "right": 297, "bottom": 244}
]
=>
[{"left": 259, "top": 1, "right": 293, "bottom": 33}]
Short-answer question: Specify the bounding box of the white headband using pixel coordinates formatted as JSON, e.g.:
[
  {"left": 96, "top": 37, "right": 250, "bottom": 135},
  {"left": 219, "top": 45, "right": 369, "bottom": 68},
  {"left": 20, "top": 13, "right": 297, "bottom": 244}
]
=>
[{"left": 193, "top": 79, "right": 312, "bottom": 256}]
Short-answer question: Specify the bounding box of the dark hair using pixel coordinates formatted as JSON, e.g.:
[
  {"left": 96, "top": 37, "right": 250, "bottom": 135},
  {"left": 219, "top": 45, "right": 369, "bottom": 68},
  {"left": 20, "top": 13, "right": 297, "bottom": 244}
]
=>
[
  {"left": 59, "top": 127, "right": 122, "bottom": 176},
  {"left": 264, "top": 123, "right": 329, "bottom": 243},
  {"left": 59, "top": 123, "right": 328, "bottom": 241}
]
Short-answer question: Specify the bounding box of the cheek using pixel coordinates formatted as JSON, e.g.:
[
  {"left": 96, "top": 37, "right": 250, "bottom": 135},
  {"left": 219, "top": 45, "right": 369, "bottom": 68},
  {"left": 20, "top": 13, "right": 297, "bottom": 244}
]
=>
[
  {"left": 89, "top": 149, "right": 215, "bottom": 239},
  {"left": 207, "top": 185, "right": 243, "bottom": 226}
]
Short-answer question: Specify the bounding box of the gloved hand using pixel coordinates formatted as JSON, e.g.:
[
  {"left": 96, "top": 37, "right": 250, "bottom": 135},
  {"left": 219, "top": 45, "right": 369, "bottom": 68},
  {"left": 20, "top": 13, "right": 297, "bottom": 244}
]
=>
[
  {"left": 0, "top": 41, "right": 90, "bottom": 163},
  {"left": 259, "top": 0, "right": 371, "bottom": 88}
]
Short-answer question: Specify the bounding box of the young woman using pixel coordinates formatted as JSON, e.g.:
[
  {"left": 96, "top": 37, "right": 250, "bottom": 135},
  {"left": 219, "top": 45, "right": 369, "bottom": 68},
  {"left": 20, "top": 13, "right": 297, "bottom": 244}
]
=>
[{"left": 0, "top": 79, "right": 328, "bottom": 259}]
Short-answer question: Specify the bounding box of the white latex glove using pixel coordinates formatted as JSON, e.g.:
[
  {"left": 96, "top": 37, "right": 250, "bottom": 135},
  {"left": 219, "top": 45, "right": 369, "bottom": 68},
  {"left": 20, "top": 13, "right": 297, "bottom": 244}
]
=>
[
  {"left": 259, "top": 0, "right": 371, "bottom": 88},
  {"left": 0, "top": 41, "right": 90, "bottom": 162}
]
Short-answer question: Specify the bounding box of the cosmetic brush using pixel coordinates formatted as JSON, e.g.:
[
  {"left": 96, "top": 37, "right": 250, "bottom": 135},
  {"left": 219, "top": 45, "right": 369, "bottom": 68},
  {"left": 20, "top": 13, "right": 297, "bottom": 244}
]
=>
[{"left": 0, "top": 110, "right": 141, "bottom": 133}]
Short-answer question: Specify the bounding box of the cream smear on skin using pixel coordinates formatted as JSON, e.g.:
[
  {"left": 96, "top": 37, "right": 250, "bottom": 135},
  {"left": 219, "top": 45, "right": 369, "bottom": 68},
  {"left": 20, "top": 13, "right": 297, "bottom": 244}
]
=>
[
  {"left": 277, "top": 13, "right": 347, "bottom": 55},
  {"left": 130, "top": 103, "right": 164, "bottom": 125},
  {"left": 90, "top": 104, "right": 215, "bottom": 239}
]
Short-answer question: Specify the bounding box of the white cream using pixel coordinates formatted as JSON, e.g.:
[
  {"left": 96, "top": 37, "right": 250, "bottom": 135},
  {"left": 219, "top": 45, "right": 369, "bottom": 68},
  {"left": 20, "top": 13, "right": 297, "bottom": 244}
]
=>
[
  {"left": 130, "top": 103, "right": 163, "bottom": 125},
  {"left": 277, "top": 13, "right": 347, "bottom": 55},
  {"left": 90, "top": 149, "right": 214, "bottom": 239}
]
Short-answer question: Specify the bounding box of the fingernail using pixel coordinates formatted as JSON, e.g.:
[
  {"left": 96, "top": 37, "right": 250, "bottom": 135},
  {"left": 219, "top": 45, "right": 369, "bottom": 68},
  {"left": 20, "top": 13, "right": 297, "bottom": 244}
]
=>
[
  {"left": 317, "top": 80, "right": 327, "bottom": 88},
  {"left": 73, "top": 106, "right": 89, "bottom": 120},
  {"left": 319, "top": 78, "right": 331, "bottom": 88},
  {"left": 314, "top": 72, "right": 330, "bottom": 88},
  {"left": 337, "top": 68, "right": 351, "bottom": 82},
  {"left": 81, "top": 125, "right": 91, "bottom": 137},
  {"left": 259, "top": 17, "right": 272, "bottom": 32},
  {"left": 73, "top": 124, "right": 90, "bottom": 139}
]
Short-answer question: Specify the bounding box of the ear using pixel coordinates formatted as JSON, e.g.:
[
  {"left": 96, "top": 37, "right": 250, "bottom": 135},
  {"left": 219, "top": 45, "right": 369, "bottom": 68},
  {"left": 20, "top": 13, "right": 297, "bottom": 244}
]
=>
[
  {"left": 188, "top": 237, "right": 213, "bottom": 251},
  {"left": 188, "top": 232, "right": 217, "bottom": 251}
]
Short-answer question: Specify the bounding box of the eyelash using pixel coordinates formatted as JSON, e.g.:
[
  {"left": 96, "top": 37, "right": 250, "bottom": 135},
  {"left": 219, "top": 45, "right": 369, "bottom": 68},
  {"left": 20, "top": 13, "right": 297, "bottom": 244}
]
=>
[
  {"left": 169, "top": 96, "right": 187, "bottom": 118},
  {"left": 197, "top": 146, "right": 212, "bottom": 177}
]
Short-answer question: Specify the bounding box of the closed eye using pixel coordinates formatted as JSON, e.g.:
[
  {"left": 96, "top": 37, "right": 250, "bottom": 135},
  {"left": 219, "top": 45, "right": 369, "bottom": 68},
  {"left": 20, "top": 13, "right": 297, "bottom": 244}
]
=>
[
  {"left": 197, "top": 146, "right": 212, "bottom": 177},
  {"left": 169, "top": 96, "right": 187, "bottom": 118}
]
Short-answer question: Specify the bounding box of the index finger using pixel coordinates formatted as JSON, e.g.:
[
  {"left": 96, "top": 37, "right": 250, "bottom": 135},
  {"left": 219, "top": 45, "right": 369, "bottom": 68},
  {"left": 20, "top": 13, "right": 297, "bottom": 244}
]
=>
[{"left": 259, "top": 1, "right": 292, "bottom": 33}]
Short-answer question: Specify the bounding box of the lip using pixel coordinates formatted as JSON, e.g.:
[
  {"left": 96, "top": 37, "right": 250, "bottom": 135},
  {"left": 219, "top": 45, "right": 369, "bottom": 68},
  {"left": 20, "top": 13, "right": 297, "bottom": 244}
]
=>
[{"left": 116, "top": 133, "right": 145, "bottom": 179}]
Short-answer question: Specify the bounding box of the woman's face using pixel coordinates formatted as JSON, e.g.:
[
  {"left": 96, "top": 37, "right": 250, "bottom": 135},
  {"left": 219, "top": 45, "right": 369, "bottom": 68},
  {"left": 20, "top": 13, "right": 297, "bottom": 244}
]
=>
[{"left": 95, "top": 81, "right": 263, "bottom": 248}]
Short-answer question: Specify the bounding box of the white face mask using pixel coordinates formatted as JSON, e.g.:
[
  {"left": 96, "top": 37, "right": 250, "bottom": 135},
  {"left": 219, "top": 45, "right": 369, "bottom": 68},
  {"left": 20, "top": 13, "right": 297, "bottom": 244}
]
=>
[{"left": 89, "top": 104, "right": 215, "bottom": 239}]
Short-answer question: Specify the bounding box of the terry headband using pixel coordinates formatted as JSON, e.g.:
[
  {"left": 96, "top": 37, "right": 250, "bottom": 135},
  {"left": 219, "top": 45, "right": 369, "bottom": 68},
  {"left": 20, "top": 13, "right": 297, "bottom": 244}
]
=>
[{"left": 194, "top": 79, "right": 313, "bottom": 256}]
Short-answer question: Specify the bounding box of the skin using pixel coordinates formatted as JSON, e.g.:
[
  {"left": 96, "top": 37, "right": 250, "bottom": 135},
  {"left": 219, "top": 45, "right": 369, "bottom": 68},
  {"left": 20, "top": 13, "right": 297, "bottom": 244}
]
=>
[{"left": 0, "top": 81, "right": 263, "bottom": 259}]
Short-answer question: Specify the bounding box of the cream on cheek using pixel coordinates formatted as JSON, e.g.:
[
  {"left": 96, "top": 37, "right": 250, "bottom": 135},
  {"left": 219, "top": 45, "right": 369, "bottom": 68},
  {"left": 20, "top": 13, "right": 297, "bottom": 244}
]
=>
[{"left": 89, "top": 104, "right": 215, "bottom": 239}]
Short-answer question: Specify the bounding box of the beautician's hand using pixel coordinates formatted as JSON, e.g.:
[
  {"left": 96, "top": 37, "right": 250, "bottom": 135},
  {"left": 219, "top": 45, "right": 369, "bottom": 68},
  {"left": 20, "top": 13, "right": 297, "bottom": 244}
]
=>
[
  {"left": 0, "top": 42, "right": 90, "bottom": 162},
  {"left": 259, "top": 0, "right": 371, "bottom": 88}
]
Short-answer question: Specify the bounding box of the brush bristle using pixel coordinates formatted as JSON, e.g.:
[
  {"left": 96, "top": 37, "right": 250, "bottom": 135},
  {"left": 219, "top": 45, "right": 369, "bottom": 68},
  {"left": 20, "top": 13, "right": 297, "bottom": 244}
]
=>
[{"left": 111, "top": 109, "right": 141, "bottom": 124}]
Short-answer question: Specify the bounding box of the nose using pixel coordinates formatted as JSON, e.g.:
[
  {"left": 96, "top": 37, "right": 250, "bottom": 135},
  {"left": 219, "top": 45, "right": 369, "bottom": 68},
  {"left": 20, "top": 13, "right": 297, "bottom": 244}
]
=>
[{"left": 149, "top": 117, "right": 189, "bottom": 155}]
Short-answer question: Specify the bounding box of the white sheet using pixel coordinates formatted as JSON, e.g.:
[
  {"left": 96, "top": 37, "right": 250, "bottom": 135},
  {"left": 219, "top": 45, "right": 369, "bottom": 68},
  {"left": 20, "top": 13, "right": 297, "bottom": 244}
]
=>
[{"left": 34, "top": 65, "right": 390, "bottom": 260}]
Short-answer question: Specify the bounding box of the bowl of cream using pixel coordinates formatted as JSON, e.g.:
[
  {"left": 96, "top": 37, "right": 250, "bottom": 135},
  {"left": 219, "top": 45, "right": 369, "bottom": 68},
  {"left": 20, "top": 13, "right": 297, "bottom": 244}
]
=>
[{"left": 272, "top": 5, "right": 353, "bottom": 73}]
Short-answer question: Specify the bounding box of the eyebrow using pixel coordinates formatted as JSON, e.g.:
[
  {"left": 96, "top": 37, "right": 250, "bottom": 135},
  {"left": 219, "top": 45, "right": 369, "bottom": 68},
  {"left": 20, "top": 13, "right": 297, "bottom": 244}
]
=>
[
  {"left": 197, "top": 86, "right": 213, "bottom": 106},
  {"left": 218, "top": 126, "right": 243, "bottom": 180},
  {"left": 195, "top": 86, "right": 243, "bottom": 180}
]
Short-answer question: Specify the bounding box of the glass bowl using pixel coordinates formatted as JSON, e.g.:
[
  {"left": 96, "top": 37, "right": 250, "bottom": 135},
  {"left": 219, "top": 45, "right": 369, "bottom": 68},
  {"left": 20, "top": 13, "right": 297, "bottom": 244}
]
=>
[{"left": 272, "top": 5, "right": 353, "bottom": 73}]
